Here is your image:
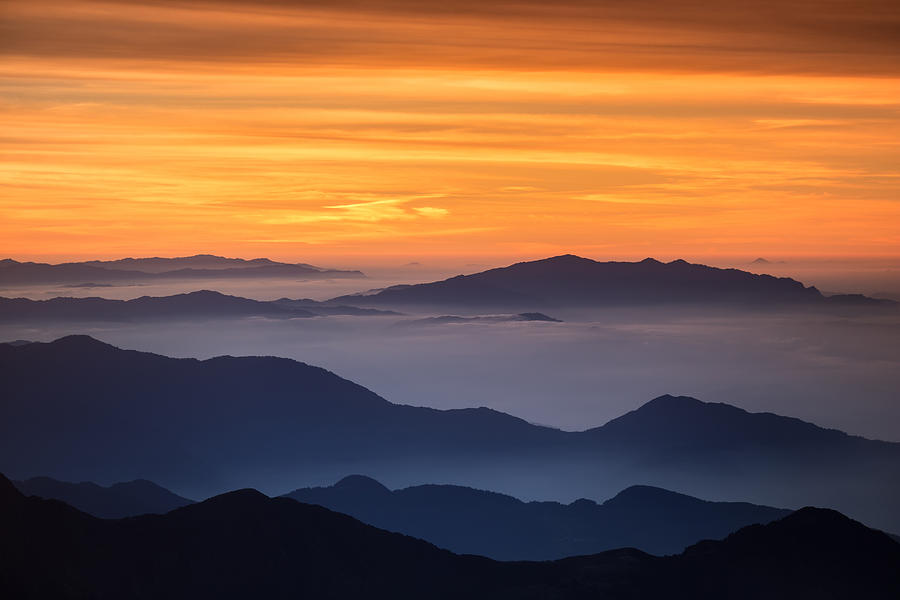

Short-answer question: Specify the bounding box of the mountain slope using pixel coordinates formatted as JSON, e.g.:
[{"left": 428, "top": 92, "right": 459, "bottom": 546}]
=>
[
  {"left": 1, "top": 337, "right": 898, "bottom": 532},
  {"left": 13, "top": 476, "right": 193, "bottom": 518},
  {"left": 665, "top": 507, "right": 900, "bottom": 598},
  {"left": 286, "top": 475, "right": 790, "bottom": 559},
  {"left": 0, "top": 335, "right": 564, "bottom": 495},
  {"left": 1, "top": 474, "right": 898, "bottom": 599},
  {"left": 331, "top": 254, "right": 888, "bottom": 309}
]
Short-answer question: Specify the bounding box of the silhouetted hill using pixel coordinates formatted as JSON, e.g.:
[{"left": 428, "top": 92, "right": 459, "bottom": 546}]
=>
[
  {"left": 1, "top": 473, "right": 898, "bottom": 599},
  {"left": 1, "top": 338, "right": 898, "bottom": 533},
  {"left": 0, "top": 290, "right": 398, "bottom": 322},
  {"left": 0, "top": 255, "right": 362, "bottom": 285},
  {"left": 13, "top": 476, "right": 193, "bottom": 518},
  {"left": 331, "top": 255, "right": 889, "bottom": 309},
  {"left": 665, "top": 507, "right": 900, "bottom": 598},
  {"left": 592, "top": 393, "right": 852, "bottom": 453},
  {"left": 286, "top": 475, "right": 790, "bottom": 559}
]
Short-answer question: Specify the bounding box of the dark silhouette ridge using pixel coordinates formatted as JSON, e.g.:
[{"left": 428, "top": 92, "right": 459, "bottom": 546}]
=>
[
  {"left": 1, "top": 473, "right": 898, "bottom": 599},
  {"left": 330, "top": 254, "right": 892, "bottom": 309},
  {"left": 13, "top": 476, "right": 193, "bottom": 518},
  {"left": 0, "top": 290, "right": 398, "bottom": 322},
  {"left": 285, "top": 475, "right": 790, "bottom": 559},
  {"left": 1, "top": 337, "right": 898, "bottom": 532},
  {"left": 668, "top": 507, "right": 900, "bottom": 598},
  {"left": 0, "top": 255, "right": 363, "bottom": 286}
]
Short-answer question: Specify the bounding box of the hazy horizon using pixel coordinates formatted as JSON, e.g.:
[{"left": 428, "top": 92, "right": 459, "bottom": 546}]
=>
[
  {"left": 3, "top": 253, "right": 900, "bottom": 301},
  {"left": 4, "top": 305, "right": 899, "bottom": 444}
]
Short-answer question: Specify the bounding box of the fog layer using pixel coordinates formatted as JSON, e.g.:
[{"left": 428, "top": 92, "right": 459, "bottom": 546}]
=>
[{"left": 3, "top": 306, "right": 898, "bottom": 442}]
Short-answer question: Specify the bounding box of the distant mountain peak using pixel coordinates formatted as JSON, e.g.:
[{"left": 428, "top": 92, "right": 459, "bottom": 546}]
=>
[
  {"left": 169, "top": 289, "right": 230, "bottom": 300},
  {"left": 602, "top": 394, "right": 745, "bottom": 428},
  {"left": 197, "top": 488, "right": 269, "bottom": 509},
  {"left": 536, "top": 253, "right": 593, "bottom": 265},
  {"left": 333, "top": 475, "right": 391, "bottom": 494},
  {"left": 604, "top": 485, "right": 700, "bottom": 508},
  {"left": 12, "top": 475, "right": 195, "bottom": 518},
  {"left": 608, "top": 484, "right": 686, "bottom": 499},
  {"left": 330, "top": 254, "right": 845, "bottom": 308},
  {"left": 49, "top": 334, "right": 116, "bottom": 351},
  {"left": 637, "top": 394, "right": 706, "bottom": 411},
  {"left": 0, "top": 254, "right": 363, "bottom": 284}
]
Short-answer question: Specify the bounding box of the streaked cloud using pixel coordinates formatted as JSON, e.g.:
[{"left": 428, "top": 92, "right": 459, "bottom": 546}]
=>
[{"left": 1, "top": 0, "right": 898, "bottom": 261}]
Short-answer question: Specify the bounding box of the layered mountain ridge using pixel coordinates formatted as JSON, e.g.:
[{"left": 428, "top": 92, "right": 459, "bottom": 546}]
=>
[
  {"left": 0, "top": 290, "right": 398, "bottom": 322},
  {"left": 1, "top": 336, "right": 897, "bottom": 532},
  {"left": 0, "top": 254, "right": 363, "bottom": 286},
  {"left": 2, "top": 473, "right": 898, "bottom": 599},
  {"left": 13, "top": 476, "right": 194, "bottom": 518},
  {"left": 285, "top": 475, "right": 791, "bottom": 559},
  {"left": 332, "top": 254, "right": 892, "bottom": 309}
]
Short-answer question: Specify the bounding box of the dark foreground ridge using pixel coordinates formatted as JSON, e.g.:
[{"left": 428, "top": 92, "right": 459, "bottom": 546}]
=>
[
  {"left": 2, "top": 336, "right": 899, "bottom": 533},
  {"left": 331, "top": 254, "right": 893, "bottom": 309},
  {"left": 286, "top": 476, "right": 790, "bottom": 559},
  {"left": 2, "top": 473, "right": 898, "bottom": 599}
]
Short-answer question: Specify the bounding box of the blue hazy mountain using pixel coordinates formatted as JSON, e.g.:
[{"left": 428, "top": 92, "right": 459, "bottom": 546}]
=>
[
  {"left": 286, "top": 475, "right": 790, "bottom": 559},
  {"left": 0, "top": 290, "right": 398, "bottom": 322},
  {"left": 0, "top": 254, "right": 363, "bottom": 285},
  {"left": 1, "top": 336, "right": 898, "bottom": 533},
  {"left": 15, "top": 471, "right": 789, "bottom": 557},
  {"left": 331, "top": 254, "right": 892, "bottom": 309},
  {"left": 13, "top": 476, "right": 193, "bottom": 518},
  {"left": 1, "top": 473, "right": 898, "bottom": 599}
]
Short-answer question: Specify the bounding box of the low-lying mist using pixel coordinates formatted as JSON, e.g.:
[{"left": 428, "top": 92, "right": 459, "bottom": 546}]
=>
[{"left": 3, "top": 305, "right": 899, "bottom": 443}]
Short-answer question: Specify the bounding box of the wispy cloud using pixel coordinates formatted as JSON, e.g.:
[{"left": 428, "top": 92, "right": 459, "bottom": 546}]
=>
[{"left": 1, "top": 0, "right": 899, "bottom": 259}]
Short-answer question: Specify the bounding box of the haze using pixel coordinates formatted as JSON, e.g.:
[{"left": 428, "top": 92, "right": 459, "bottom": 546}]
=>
[{"left": 3, "top": 300, "right": 899, "bottom": 444}]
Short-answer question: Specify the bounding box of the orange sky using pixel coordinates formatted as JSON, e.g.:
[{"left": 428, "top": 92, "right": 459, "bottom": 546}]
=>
[{"left": 2, "top": 0, "right": 899, "bottom": 263}]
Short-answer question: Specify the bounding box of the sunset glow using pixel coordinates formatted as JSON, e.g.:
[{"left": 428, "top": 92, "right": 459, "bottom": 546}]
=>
[{"left": 2, "top": 0, "right": 899, "bottom": 262}]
